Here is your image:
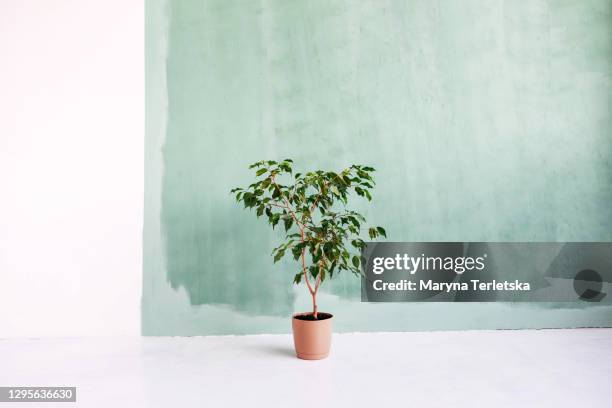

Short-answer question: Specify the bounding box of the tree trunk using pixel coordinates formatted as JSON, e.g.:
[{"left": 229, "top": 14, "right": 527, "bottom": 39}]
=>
[{"left": 312, "top": 292, "right": 318, "bottom": 320}]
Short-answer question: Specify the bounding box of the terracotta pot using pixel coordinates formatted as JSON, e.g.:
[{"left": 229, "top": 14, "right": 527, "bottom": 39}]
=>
[{"left": 292, "top": 312, "right": 333, "bottom": 360}]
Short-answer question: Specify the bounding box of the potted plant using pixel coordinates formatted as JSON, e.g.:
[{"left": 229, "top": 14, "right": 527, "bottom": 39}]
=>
[{"left": 231, "top": 159, "right": 386, "bottom": 359}]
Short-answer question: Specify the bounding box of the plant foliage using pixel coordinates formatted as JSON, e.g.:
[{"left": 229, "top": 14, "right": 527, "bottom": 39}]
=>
[{"left": 231, "top": 159, "right": 386, "bottom": 296}]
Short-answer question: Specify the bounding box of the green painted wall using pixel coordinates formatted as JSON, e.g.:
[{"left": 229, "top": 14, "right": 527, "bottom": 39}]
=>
[{"left": 144, "top": 0, "right": 612, "bottom": 335}]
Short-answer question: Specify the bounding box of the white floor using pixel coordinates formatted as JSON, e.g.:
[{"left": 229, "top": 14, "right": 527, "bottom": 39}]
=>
[{"left": 1, "top": 329, "right": 611, "bottom": 407}]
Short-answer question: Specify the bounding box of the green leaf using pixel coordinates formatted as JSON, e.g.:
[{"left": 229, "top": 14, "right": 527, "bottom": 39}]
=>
[
  {"left": 291, "top": 245, "right": 302, "bottom": 260},
  {"left": 293, "top": 273, "right": 302, "bottom": 284},
  {"left": 352, "top": 255, "right": 360, "bottom": 268},
  {"left": 376, "top": 227, "right": 386, "bottom": 238},
  {"left": 273, "top": 249, "right": 285, "bottom": 263},
  {"left": 271, "top": 214, "right": 280, "bottom": 229},
  {"left": 255, "top": 168, "right": 267, "bottom": 176},
  {"left": 348, "top": 216, "right": 360, "bottom": 228},
  {"left": 351, "top": 239, "right": 365, "bottom": 249},
  {"left": 328, "top": 261, "right": 337, "bottom": 278},
  {"left": 283, "top": 217, "right": 293, "bottom": 232},
  {"left": 368, "top": 227, "right": 377, "bottom": 239}
]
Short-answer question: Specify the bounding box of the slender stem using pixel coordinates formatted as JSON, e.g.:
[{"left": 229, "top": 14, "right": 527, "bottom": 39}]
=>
[
  {"left": 271, "top": 176, "right": 304, "bottom": 231},
  {"left": 266, "top": 202, "right": 286, "bottom": 209},
  {"left": 310, "top": 181, "right": 328, "bottom": 213},
  {"left": 300, "top": 228, "right": 315, "bottom": 296},
  {"left": 270, "top": 175, "right": 314, "bottom": 296},
  {"left": 310, "top": 260, "right": 324, "bottom": 319}
]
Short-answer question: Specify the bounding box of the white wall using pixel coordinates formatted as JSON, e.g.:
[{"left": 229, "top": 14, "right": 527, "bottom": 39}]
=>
[{"left": 0, "top": 0, "right": 143, "bottom": 337}]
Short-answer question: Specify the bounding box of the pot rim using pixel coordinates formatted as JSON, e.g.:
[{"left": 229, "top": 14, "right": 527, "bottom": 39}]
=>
[{"left": 292, "top": 312, "right": 334, "bottom": 320}]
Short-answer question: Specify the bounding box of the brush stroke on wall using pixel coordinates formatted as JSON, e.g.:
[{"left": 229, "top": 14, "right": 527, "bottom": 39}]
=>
[{"left": 144, "top": 0, "right": 612, "bottom": 335}]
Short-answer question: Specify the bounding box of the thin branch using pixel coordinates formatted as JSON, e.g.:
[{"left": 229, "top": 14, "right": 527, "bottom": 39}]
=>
[
  {"left": 270, "top": 176, "right": 304, "bottom": 232},
  {"left": 270, "top": 175, "right": 314, "bottom": 295},
  {"left": 265, "top": 202, "right": 286, "bottom": 209},
  {"left": 310, "top": 180, "right": 329, "bottom": 213}
]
